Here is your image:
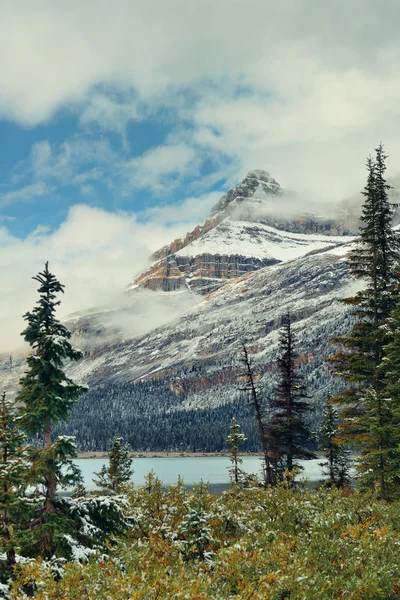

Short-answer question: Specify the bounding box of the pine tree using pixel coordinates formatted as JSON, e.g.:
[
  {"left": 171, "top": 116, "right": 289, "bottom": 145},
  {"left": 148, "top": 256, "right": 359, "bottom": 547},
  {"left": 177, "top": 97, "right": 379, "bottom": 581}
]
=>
[
  {"left": 373, "top": 303, "right": 400, "bottom": 498},
  {"left": 328, "top": 145, "right": 400, "bottom": 499},
  {"left": 226, "top": 417, "right": 246, "bottom": 484},
  {"left": 0, "top": 392, "right": 30, "bottom": 569},
  {"left": 318, "top": 396, "right": 351, "bottom": 488},
  {"left": 16, "top": 262, "right": 87, "bottom": 557},
  {"left": 93, "top": 433, "right": 133, "bottom": 494},
  {"left": 241, "top": 346, "right": 274, "bottom": 486},
  {"left": 268, "top": 314, "right": 315, "bottom": 479}
]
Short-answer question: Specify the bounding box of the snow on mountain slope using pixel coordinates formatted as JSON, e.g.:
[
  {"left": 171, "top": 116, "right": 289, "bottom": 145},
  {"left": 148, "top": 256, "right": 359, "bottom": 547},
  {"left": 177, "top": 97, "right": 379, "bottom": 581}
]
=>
[
  {"left": 175, "top": 219, "right": 354, "bottom": 261},
  {"left": 66, "top": 240, "right": 355, "bottom": 408}
]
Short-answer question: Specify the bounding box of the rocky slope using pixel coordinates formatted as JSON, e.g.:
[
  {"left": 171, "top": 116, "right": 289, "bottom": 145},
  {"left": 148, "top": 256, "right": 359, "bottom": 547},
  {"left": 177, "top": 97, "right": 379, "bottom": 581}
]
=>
[
  {"left": 68, "top": 241, "right": 355, "bottom": 391},
  {"left": 127, "top": 170, "right": 354, "bottom": 295}
]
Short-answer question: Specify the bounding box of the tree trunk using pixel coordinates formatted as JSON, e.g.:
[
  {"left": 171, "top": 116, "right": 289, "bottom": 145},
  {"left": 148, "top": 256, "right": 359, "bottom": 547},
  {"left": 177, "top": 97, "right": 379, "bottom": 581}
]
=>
[
  {"left": 6, "top": 546, "right": 16, "bottom": 567},
  {"left": 242, "top": 346, "right": 273, "bottom": 486},
  {"left": 43, "top": 417, "right": 57, "bottom": 515},
  {"left": 2, "top": 505, "right": 16, "bottom": 566}
]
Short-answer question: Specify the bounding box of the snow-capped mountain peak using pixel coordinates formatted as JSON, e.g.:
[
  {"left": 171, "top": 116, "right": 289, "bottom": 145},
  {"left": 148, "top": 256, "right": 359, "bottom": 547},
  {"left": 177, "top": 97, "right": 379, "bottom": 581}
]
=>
[
  {"left": 209, "top": 169, "right": 281, "bottom": 218},
  {"left": 127, "top": 170, "right": 354, "bottom": 296}
]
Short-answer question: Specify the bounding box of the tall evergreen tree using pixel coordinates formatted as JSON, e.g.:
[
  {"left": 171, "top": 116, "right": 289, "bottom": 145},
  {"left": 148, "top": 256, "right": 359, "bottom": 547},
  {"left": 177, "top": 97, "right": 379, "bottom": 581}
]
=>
[
  {"left": 318, "top": 396, "right": 351, "bottom": 488},
  {"left": 268, "top": 314, "right": 315, "bottom": 479},
  {"left": 16, "top": 262, "right": 87, "bottom": 556},
  {"left": 93, "top": 433, "right": 134, "bottom": 494},
  {"left": 226, "top": 417, "right": 246, "bottom": 484},
  {"left": 329, "top": 145, "right": 400, "bottom": 499},
  {"left": 374, "top": 303, "right": 400, "bottom": 498}
]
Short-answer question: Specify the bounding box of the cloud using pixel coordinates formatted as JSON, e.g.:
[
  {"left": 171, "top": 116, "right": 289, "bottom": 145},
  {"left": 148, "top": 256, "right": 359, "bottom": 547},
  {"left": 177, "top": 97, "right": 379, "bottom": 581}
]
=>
[
  {"left": 79, "top": 90, "right": 140, "bottom": 136},
  {"left": 1, "top": 1, "right": 399, "bottom": 123},
  {"left": 122, "top": 143, "right": 201, "bottom": 194},
  {"left": 1, "top": 2, "right": 400, "bottom": 216},
  {"left": 30, "top": 137, "right": 115, "bottom": 183},
  {"left": 139, "top": 190, "right": 223, "bottom": 224},
  {"left": 72, "top": 167, "right": 104, "bottom": 185},
  {"left": 0, "top": 197, "right": 216, "bottom": 352},
  {"left": 0, "top": 182, "right": 53, "bottom": 207}
]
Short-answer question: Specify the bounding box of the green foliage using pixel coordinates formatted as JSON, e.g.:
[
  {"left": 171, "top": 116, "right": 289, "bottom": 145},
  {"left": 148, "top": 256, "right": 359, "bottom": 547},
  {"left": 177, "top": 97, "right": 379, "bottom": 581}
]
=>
[
  {"left": 329, "top": 145, "right": 400, "bottom": 500},
  {"left": 375, "top": 302, "right": 400, "bottom": 497},
  {"left": 348, "top": 148, "right": 400, "bottom": 315},
  {"left": 14, "top": 262, "right": 87, "bottom": 558},
  {"left": 17, "top": 262, "right": 87, "bottom": 436},
  {"left": 27, "top": 436, "right": 83, "bottom": 491},
  {"left": 352, "top": 387, "right": 400, "bottom": 497},
  {"left": 226, "top": 417, "right": 246, "bottom": 484},
  {"left": 0, "top": 392, "right": 31, "bottom": 573},
  {"left": 93, "top": 433, "right": 134, "bottom": 494},
  {"left": 8, "top": 483, "right": 400, "bottom": 599},
  {"left": 269, "top": 314, "right": 316, "bottom": 479},
  {"left": 318, "top": 398, "right": 352, "bottom": 487}
]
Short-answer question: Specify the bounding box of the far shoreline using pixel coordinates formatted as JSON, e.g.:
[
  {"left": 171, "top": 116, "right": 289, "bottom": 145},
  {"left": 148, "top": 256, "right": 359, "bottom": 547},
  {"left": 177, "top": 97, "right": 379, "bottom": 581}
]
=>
[{"left": 76, "top": 451, "right": 264, "bottom": 459}]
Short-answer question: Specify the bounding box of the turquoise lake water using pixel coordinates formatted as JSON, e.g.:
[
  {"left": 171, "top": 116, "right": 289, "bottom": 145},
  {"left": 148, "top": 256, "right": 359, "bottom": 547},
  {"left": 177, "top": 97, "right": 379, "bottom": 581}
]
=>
[{"left": 73, "top": 456, "right": 325, "bottom": 490}]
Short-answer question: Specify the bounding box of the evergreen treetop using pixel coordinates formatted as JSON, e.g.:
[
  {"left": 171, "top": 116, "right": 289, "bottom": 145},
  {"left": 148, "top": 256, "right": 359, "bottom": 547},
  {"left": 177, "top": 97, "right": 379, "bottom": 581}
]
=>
[
  {"left": 318, "top": 397, "right": 352, "bottom": 488},
  {"left": 347, "top": 144, "right": 400, "bottom": 321},
  {"left": 93, "top": 433, "right": 134, "bottom": 494},
  {"left": 17, "top": 262, "right": 87, "bottom": 436}
]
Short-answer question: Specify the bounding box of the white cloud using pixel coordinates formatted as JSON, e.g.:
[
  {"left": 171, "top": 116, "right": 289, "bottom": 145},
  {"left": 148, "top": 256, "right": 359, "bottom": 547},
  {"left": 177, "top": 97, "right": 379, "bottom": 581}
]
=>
[
  {"left": 0, "top": 182, "right": 53, "bottom": 207},
  {"left": 0, "top": 197, "right": 216, "bottom": 352},
  {"left": 80, "top": 90, "right": 140, "bottom": 136},
  {"left": 139, "top": 190, "right": 223, "bottom": 224},
  {"left": 72, "top": 167, "right": 104, "bottom": 185},
  {"left": 0, "top": 1, "right": 399, "bottom": 124},
  {"left": 1, "top": 2, "right": 400, "bottom": 220},
  {"left": 29, "top": 137, "right": 115, "bottom": 183},
  {"left": 122, "top": 143, "right": 201, "bottom": 194}
]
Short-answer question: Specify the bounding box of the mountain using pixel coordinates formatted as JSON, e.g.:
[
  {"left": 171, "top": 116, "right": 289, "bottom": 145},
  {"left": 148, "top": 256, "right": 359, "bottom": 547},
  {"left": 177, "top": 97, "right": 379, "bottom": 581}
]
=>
[
  {"left": 0, "top": 171, "right": 359, "bottom": 451},
  {"left": 127, "top": 170, "right": 354, "bottom": 295}
]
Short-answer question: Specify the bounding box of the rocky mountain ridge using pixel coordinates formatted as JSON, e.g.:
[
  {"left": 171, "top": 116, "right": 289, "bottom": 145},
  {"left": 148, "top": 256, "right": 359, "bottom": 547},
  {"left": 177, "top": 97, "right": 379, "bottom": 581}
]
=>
[{"left": 127, "top": 170, "right": 355, "bottom": 295}]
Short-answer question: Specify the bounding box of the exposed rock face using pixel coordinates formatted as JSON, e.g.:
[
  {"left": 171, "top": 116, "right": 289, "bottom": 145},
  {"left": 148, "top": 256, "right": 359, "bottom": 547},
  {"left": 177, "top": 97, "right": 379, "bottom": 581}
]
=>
[
  {"left": 133, "top": 253, "right": 279, "bottom": 294},
  {"left": 134, "top": 258, "right": 186, "bottom": 292},
  {"left": 152, "top": 218, "right": 219, "bottom": 262},
  {"left": 127, "top": 170, "right": 353, "bottom": 295},
  {"left": 175, "top": 254, "right": 279, "bottom": 294}
]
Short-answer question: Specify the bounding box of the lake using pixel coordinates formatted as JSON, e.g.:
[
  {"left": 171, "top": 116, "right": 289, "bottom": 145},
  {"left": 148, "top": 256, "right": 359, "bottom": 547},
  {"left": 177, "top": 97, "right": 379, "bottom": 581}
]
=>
[{"left": 73, "top": 456, "right": 326, "bottom": 491}]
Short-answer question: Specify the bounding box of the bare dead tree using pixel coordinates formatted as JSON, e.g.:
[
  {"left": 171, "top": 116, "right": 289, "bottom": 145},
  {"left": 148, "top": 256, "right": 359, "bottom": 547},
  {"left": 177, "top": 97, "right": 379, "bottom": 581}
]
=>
[{"left": 241, "top": 345, "right": 274, "bottom": 486}]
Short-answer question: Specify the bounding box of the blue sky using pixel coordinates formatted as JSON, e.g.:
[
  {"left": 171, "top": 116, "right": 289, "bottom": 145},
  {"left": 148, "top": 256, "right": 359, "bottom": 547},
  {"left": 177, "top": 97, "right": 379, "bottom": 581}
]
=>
[
  {"left": 2, "top": 0, "right": 400, "bottom": 350},
  {"left": 0, "top": 101, "right": 230, "bottom": 238}
]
